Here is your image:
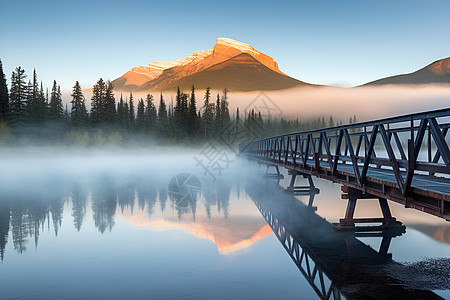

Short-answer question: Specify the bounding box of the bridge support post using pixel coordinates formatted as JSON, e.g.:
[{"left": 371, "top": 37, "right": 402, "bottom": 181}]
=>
[
  {"left": 333, "top": 186, "right": 405, "bottom": 233},
  {"left": 285, "top": 170, "right": 320, "bottom": 195},
  {"left": 263, "top": 164, "right": 284, "bottom": 179}
]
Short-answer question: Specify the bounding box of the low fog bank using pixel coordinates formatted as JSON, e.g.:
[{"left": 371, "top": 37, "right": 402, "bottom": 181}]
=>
[
  {"left": 79, "top": 85, "right": 449, "bottom": 123},
  {"left": 227, "top": 85, "right": 450, "bottom": 122},
  {"left": 0, "top": 149, "right": 254, "bottom": 194},
  {"left": 88, "top": 85, "right": 450, "bottom": 124}
]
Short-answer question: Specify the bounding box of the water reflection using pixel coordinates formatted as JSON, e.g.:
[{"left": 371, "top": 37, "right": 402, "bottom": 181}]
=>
[
  {"left": 0, "top": 171, "right": 235, "bottom": 260},
  {"left": 0, "top": 153, "right": 448, "bottom": 299},
  {"left": 246, "top": 177, "right": 445, "bottom": 299}
]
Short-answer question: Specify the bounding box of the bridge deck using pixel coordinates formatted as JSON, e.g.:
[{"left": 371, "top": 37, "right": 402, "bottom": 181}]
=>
[
  {"left": 240, "top": 109, "right": 450, "bottom": 220},
  {"left": 248, "top": 155, "right": 450, "bottom": 218},
  {"left": 334, "top": 163, "right": 450, "bottom": 195}
]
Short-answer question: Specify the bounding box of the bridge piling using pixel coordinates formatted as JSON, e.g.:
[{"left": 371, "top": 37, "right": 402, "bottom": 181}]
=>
[
  {"left": 285, "top": 170, "right": 320, "bottom": 195},
  {"left": 262, "top": 164, "right": 284, "bottom": 179},
  {"left": 333, "top": 186, "right": 406, "bottom": 233}
]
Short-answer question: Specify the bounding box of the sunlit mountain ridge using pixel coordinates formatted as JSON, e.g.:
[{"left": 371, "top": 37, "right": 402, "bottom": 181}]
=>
[{"left": 112, "top": 37, "right": 312, "bottom": 92}]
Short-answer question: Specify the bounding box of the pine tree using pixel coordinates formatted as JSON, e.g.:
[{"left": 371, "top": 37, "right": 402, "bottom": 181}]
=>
[
  {"left": 174, "top": 87, "right": 181, "bottom": 124},
  {"left": 90, "top": 78, "right": 107, "bottom": 125},
  {"left": 37, "top": 82, "right": 46, "bottom": 123},
  {"left": 25, "top": 80, "right": 33, "bottom": 123},
  {"left": 0, "top": 59, "right": 9, "bottom": 122},
  {"left": 124, "top": 100, "right": 129, "bottom": 129},
  {"left": 27, "top": 69, "right": 46, "bottom": 125},
  {"left": 117, "top": 94, "right": 126, "bottom": 128},
  {"left": 104, "top": 81, "right": 117, "bottom": 126},
  {"left": 157, "top": 93, "right": 168, "bottom": 139},
  {"left": 234, "top": 107, "right": 240, "bottom": 139},
  {"left": 136, "top": 98, "right": 145, "bottom": 132},
  {"left": 201, "top": 87, "right": 214, "bottom": 140},
  {"left": 25, "top": 70, "right": 47, "bottom": 125},
  {"left": 328, "top": 115, "right": 335, "bottom": 127},
  {"left": 49, "top": 80, "right": 63, "bottom": 121},
  {"left": 187, "top": 85, "right": 199, "bottom": 140},
  {"left": 145, "top": 94, "right": 157, "bottom": 135},
  {"left": 9, "top": 67, "right": 28, "bottom": 129},
  {"left": 70, "top": 81, "right": 88, "bottom": 128},
  {"left": 180, "top": 92, "right": 189, "bottom": 139},
  {"left": 215, "top": 93, "right": 221, "bottom": 135},
  {"left": 173, "top": 87, "right": 189, "bottom": 139},
  {"left": 27, "top": 69, "right": 39, "bottom": 123},
  {"left": 220, "top": 88, "right": 230, "bottom": 129},
  {"left": 128, "top": 92, "right": 135, "bottom": 129}
]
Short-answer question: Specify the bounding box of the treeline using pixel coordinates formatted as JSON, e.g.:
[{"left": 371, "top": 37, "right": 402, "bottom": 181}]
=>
[
  {"left": 0, "top": 60, "right": 355, "bottom": 146},
  {"left": 0, "top": 61, "right": 234, "bottom": 145}
]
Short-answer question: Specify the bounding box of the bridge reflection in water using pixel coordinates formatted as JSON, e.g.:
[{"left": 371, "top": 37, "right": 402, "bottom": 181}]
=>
[{"left": 246, "top": 179, "right": 444, "bottom": 299}]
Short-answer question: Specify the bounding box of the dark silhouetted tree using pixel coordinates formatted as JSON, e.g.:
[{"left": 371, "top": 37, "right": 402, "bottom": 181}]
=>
[
  {"left": 157, "top": 93, "right": 168, "bottom": 139},
  {"left": 136, "top": 98, "right": 145, "bottom": 132},
  {"left": 0, "top": 59, "right": 9, "bottom": 122},
  {"left": 187, "top": 85, "right": 199, "bottom": 140},
  {"left": 215, "top": 93, "right": 221, "bottom": 135},
  {"left": 28, "top": 69, "right": 46, "bottom": 124},
  {"left": 49, "top": 80, "right": 64, "bottom": 121},
  {"left": 145, "top": 94, "right": 157, "bottom": 135},
  {"left": 117, "top": 93, "right": 128, "bottom": 128},
  {"left": 104, "top": 81, "right": 117, "bottom": 126},
  {"left": 70, "top": 81, "right": 88, "bottom": 128},
  {"left": 90, "top": 78, "right": 107, "bottom": 125},
  {"left": 9, "top": 67, "right": 28, "bottom": 130},
  {"left": 128, "top": 92, "right": 135, "bottom": 129},
  {"left": 201, "top": 87, "right": 215, "bottom": 141},
  {"left": 220, "top": 88, "right": 230, "bottom": 129}
]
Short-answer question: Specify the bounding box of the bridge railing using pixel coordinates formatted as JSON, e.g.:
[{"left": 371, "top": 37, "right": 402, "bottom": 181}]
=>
[{"left": 239, "top": 108, "right": 450, "bottom": 196}]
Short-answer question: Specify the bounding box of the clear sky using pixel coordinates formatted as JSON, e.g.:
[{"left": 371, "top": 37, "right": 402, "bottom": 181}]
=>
[{"left": 1, "top": 0, "right": 449, "bottom": 90}]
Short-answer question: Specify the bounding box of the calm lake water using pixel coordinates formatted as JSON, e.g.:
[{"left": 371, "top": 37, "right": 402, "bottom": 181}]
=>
[{"left": 0, "top": 150, "right": 449, "bottom": 299}]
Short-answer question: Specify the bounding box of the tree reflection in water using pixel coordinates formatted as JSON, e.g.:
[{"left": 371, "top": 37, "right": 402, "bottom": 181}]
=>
[{"left": 0, "top": 172, "right": 232, "bottom": 260}]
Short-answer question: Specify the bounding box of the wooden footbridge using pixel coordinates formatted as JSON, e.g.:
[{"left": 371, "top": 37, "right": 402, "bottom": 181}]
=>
[{"left": 239, "top": 108, "right": 450, "bottom": 230}]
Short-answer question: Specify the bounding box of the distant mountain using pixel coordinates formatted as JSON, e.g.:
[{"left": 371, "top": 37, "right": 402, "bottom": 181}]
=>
[
  {"left": 364, "top": 57, "right": 450, "bottom": 86},
  {"left": 112, "top": 37, "right": 313, "bottom": 92},
  {"left": 142, "top": 53, "right": 310, "bottom": 92}
]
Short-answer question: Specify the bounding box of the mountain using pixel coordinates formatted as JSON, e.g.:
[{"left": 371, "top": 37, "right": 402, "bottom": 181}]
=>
[
  {"left": 112, "top": 37, "right": 312, "bottom": 92},
  {"left": 140, "top": 53, "right": 310, "bottom": 92},
  {"left": 364, "top": 57, "right": 450, "bottom": 86}
]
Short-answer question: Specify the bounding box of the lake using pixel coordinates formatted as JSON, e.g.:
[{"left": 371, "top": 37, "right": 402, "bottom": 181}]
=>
[{"left": 0, "top": 149, "right": 449, "bottom": 299}]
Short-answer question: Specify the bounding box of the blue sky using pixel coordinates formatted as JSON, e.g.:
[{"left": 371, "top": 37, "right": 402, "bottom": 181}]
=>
[{"left": 1, "top": 0, "right": 449, "bottom": 90}]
